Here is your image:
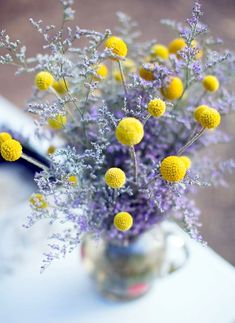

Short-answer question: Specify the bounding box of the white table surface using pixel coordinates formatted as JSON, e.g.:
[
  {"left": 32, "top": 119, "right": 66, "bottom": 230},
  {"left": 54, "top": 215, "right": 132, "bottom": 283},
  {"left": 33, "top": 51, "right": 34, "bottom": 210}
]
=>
[
  {"left": 1, "top": 96, "right": 235, "bottom": 323},
  {"left": 1, "top": 238, "right": 235, "bottom": 323}
]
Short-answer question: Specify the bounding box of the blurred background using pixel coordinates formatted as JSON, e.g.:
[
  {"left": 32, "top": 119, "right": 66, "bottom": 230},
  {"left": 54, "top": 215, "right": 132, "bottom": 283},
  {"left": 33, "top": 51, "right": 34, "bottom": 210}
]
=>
[{"left": 0, "top": 0, "right": 235, "bottom": 266}]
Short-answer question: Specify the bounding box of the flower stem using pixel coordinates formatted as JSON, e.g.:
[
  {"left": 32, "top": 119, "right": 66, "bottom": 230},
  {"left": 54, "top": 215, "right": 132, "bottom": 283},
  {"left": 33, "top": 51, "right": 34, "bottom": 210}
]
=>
[
  {"left": 21, "top": 153, "right": 49, "bottom": 171},
  {"left": 118, "top": 60, "right": 128, "bottom": 98},
  {"left": 129, "top": 145, "right": 138, "bottom": 183},
  {"left": 143, "top": 114, "right": 151, "bottom": 126},
  {"left": 177, "top": 127, "right": 205, "bottom": 156}
]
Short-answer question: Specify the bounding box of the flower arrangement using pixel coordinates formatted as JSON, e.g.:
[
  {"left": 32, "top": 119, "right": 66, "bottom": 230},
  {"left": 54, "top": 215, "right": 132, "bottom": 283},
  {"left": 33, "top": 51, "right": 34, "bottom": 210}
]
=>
[{"left": 1, "top": 0, "right": 235, "bottom": 272}]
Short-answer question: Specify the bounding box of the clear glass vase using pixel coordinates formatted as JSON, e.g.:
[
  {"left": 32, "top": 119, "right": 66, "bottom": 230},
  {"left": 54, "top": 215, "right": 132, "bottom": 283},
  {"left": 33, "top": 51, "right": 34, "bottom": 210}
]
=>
[{"left": 81, "top": 223, "right": 189, "bottom": 301}]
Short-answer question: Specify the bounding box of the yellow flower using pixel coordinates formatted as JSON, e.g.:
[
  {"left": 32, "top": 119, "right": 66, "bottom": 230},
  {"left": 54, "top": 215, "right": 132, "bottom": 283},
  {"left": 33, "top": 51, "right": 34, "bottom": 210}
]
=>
[
  {"left": 194, "top": 105, "right": 209, "bottom": 122},
  {"left": 115, "top": 117, "right": 144, "bottom": 146},
  {"left": 47, "top": 145, "right": 56, "bottom": 155},
  {"left": 160, "top": 156, "right": 186, "bottom": 182},
  {"left": 30, "top": 193, "right": 48, "bottom": 209},
  {"left": 191, "top": 40, "right": 203, "bottom": 60},
  {"left": 151, "top": 44, "right": 169, "bottom": 60},
  {"left": 114, "top": 212, "right": 133, "bottom": 231},
  {"left": 48, "top": 114, "right": 67, "bottom": 130},
  {"left": 105, "top": 167, "right": 126, "bottom": 189},
  {"left": 180, "top": 156, "right": 191, "bottom": 170},
  {"left": 1, "top": 139, "right": 22, "bottom": 162},
  {"left": 95, "top": 64, "right": 108, "bottom": 80},
  {"left": 162, "top": 77, "right": 184, "bottom": 100},
  {"left": 68, "top": 175, "right": 78, "bottom": 186},
  {"left": 52, "top": 79, "right": 69, "bottom": 94},
  {"left": 113, "top": 69, "right": 122, "bottom": 82},
  {"left": 202, "top": 75, "right": 220, "bottom": 92},
  {"left": 147, "top": 98, "right": 166, "bottom": 117},
  {"left": 105, "top": 36, "right": 128, "bottom": 59},
  {"left": 198, "top": 107, "right": 221, "bottom": 129},
  {"left": 35, "top": 71, "right": 54, "bottom": 91},
  {"left": 139, "top": 64, "right": 155, "bottom": 81},
  {"left": 0, "top": 132, "right": 12, "bottom": 147},
  {"left": 168, "top": 38, "right": 186, "bottom": 55}
]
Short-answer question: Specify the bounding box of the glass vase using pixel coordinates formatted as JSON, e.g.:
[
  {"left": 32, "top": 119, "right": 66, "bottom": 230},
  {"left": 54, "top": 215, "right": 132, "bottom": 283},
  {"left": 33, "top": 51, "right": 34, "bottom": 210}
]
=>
[{"left": 81, "top": 223, "right": 189, "bottom": 301}]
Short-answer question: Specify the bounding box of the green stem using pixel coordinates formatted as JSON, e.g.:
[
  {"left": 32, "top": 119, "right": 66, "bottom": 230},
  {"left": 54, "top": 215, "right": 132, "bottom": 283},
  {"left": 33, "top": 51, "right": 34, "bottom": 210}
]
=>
[
  {"left": 177, "top": 127, "right": 205, "bottom": 156},
  {"left": 21, "top": 153, "right": 48, "bottom": 171},
  {"left": 118, "top": 60, "right": 128, "bottom": 98}
]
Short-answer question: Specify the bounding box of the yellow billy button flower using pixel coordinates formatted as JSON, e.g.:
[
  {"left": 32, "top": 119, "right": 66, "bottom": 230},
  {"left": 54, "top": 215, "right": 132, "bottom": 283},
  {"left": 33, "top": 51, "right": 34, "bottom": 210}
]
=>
[
  {"left": 115, "top": 117, "right": 144, "bottom": 146},
  {"left": 114, "top": 212, "right": 133, "bottom": 232},
  {"left": 139, "top": 64, "right": 156, "bottom": 81},
  {"left": 151, "top": 44, "right": 169, "bottom": 60},
  {"left": 47, "top": 145, "right": 56, "bottom": 155},
  {"left": 30, "top": 193, "right": 48, "bottom": 209},
  {"left": 1, "top": 139, "right": 22, "bottom": 162},
  {"left": 0, "top": 132, "right": 12, "bottom": 147},
  {"left": 52, "top": 79, "right": 69, "bottom": 94},
  {"left": 168, "top": 38, "right": 186, "bottom": 55},
  {"left": 202, "top": 75, "right": 220, "bottom": 92},
  {"left": 147, "top": 98, "right": 166, "bottom": 118},
  {"left": 68, "top": 175, "right": 78, "bottom": 186},
  {"left": 48, "top": 114, "right": 67, "bottom": 130},
  {"left": 180, "top": 156, "right": 191, "bottom": 170},
  {"left": 160, "top": 156, "right": 187, "bottom": 182},
  {"left": 162, "top": 77, "right": 184, "bottom": 100},
  {"left": 95, "top": 64, "right": 108, "bottom": 80},
  {"left": 105, "top": 36, "right": 128, "bottom": 59},
  {"left": 105, "top": 167, "right": 126, "bottom": 189},
  {"left": 198, "top": 107, "right": 221, "bottom": 129},
  {"left": 194, "top": 105, "right": 209, "bottom": 122},
  {"left": 35, "top": 71, "right": 54, "bottom": 91}
]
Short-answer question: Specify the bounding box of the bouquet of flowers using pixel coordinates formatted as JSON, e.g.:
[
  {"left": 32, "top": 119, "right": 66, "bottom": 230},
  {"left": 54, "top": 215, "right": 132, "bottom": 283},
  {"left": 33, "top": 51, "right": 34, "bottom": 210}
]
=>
[{"left": 1, "top": 0, "right": 235, "bottom": 272}]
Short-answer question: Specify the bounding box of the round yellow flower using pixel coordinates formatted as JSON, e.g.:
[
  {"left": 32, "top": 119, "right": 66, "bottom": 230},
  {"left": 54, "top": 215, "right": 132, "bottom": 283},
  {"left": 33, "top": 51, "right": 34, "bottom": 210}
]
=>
[
  {"left": 198, "top": 107, "right": 221, "bottom": 129},
  {"left": 168, "top": 38, "right": 186, "bottom": 55},
  {"left": 151, "top": 44, "right": 169, "bottom": 60},
  {"left": 95, "top": 64, "right": 108, "bottom": 80},
  {"left": 202, "top": 75, "right": 220, "bottom": 92},
  {"left": 114, "top": 212, "right": 133, "bottom": 232},
  {"left": 160, "top": 156, "right": 186, "bottom": 182},
  {"left": 30, "top": 193, "right": 48, "bottom": 209},
  {"left": 191, "top": 40, "right": 203, "bottom": 60},
  {"left": 180, "top": 156, "right": 191, "bottom": 170},
  {"left": 162, "top": 77, "right": 184, "bottom": 100},
  {"left": 115, "top": 117, "right": 144, "bottom": 146},
  {"left": 47, "top": 145, "right": 56, "bottom": 155},
  {"left": 147, "top": 98, "right": 166, "bottom": 118},
  {"left": 68, "top": 175, "right": 78, "bottom": 186},
  {"left": 194, "top": 105, "right": 209, "bottom": 122},
  {"left": 48, "top": 114, "right": 67, "bottom": 130},
  {"left": 1, "top": 139, "right": 22, "bottom": 162},
  {"left": 0, "top": 132, "right": 12, "bottom": 147},
  {"left": 105, "top": 167, "right": 126, "bottom": 189},
  {"left": 35, "top": 71, "right": 54, "bottom": 91},
  {"left": 105, "top": 36, "right": 128, "bottom": 59},
  {"left": 52, "top": 79, "right": 69, "bottom": 94},
  {"left": 139, "top": 64, "right": 155, "bottom": 81}
]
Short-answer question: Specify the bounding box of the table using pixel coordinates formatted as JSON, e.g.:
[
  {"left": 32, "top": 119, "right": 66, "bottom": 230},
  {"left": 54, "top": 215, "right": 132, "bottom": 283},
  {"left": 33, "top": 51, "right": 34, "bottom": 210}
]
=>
[{"left": 1, "top": 236, "right": 235, "bottom": 323}]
